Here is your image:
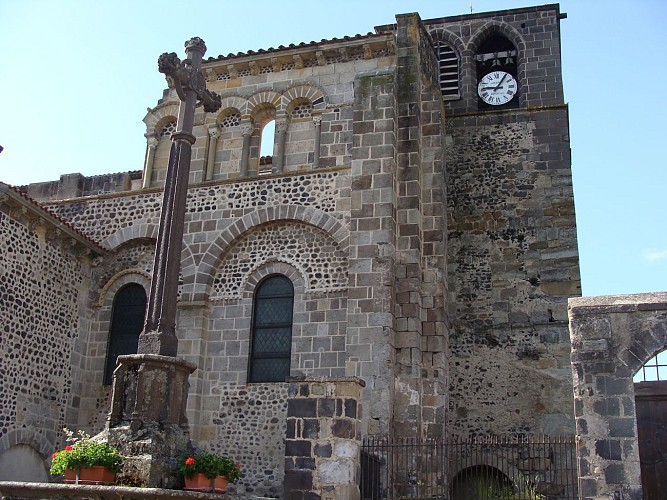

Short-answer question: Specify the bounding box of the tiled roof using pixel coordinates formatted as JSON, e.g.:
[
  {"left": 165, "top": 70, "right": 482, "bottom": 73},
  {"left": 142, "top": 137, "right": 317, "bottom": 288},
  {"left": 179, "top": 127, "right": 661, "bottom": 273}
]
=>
[
  {"left": 205, "top": 32, "right": 387, "bottom": 63},
  {"left": 0, "top": 182, "right": 108, "bottom": 254}
]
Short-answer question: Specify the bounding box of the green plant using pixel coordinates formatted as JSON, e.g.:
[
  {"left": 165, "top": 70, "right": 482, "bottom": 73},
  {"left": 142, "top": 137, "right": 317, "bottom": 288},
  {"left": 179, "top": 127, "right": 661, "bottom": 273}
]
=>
[
  {"left": 50, "top": 428, "right": 123, "bottom": 475},
  {"left": 177, "top": 451, "right": 242, "bottom": 482},
  {"left": 474, "top": 478, "right": 544, "bottom": 499}
]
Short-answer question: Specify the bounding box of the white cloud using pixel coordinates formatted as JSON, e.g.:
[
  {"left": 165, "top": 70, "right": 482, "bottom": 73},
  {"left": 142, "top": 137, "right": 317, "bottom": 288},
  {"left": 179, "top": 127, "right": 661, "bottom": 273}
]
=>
[{"left": 643, "top": 247, "right": 667, "bottom": 262}]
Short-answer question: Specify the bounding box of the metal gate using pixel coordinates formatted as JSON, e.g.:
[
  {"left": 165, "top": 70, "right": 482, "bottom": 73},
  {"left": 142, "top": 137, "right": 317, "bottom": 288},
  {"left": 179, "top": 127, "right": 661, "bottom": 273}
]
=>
[{"left": 360, "top": 435, "right": 578, "bottom": 500}]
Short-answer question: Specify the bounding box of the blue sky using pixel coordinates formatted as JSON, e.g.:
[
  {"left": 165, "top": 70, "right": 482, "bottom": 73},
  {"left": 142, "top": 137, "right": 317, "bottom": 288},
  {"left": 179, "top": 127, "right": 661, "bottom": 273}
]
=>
[{"left": 0, "top": 0, "right": 665, "bottom": 298}]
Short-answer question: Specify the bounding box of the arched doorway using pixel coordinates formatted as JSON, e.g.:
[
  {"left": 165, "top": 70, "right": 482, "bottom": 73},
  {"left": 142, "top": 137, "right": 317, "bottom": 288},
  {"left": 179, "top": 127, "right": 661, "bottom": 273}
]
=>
[
  {"left": 634, "top": 349, "right": 667, "bottom": 500},
  {"left": 0, "top": 444, "right": 49, "bottom": 482}
]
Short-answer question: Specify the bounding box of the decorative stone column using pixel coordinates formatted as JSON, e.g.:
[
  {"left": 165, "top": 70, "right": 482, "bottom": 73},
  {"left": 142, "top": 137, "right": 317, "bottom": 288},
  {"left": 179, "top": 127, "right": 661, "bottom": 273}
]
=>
[
  {"left": 142, "top": 134, "right": 158, "bottom": 189},
  {"left": 272, "top": 119, "right": 288, "bottom": 174},
  {"left": 240, "top": 123, "right": 253, "bottom": 177},
  {"left": 313, "top": 115, "right": 322, "bottom": 169},
  {"left": 104, "top": 37, "right": 221, "bottom": 489},
  {"left": 284, "top": 377, "right": 364, "bottom": 500},
  {"left": 205, "top": 125, "right": 219, "bottom": 181}
]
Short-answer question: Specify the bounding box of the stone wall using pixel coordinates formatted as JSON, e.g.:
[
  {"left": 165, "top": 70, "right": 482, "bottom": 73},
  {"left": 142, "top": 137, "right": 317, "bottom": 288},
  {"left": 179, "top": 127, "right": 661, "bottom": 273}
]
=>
[
  {"left": 444, "top": 108, "right": 579, "bottom": 437},
  {"left": 284, "top": 378, "right": 364, "bottom": 500},
  {"left": 0, "top": 191, "right": 99, "bottom": 475},
  {"left": 569, "top": 293, "right": 667, "bottom": 500}
]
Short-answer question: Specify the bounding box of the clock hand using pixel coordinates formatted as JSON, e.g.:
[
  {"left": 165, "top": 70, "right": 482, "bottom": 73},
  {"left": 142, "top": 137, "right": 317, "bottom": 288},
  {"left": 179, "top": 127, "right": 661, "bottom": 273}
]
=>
[{"left": 493, "top": 73, "right": 508, "bottom": 91}]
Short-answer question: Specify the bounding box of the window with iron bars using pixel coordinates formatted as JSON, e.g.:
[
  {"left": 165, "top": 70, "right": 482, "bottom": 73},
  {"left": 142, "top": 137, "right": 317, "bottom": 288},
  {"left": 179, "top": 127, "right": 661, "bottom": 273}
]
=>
[{"left": 634, "top": 349, "right": 667, "bottom": 382}]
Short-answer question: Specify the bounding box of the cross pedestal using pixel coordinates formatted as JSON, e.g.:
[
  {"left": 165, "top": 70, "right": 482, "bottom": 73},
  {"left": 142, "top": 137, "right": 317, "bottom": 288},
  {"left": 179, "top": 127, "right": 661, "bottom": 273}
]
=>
[{"left": 106, "top": 355, "right": 196, "bottom": 488}]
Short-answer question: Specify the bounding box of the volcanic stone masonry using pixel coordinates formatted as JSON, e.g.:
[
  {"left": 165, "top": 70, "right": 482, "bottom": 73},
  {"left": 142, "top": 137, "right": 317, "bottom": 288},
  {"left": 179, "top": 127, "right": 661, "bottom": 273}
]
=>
[{"left": 0, "top": 5, "right": 590, "bottom": 498}]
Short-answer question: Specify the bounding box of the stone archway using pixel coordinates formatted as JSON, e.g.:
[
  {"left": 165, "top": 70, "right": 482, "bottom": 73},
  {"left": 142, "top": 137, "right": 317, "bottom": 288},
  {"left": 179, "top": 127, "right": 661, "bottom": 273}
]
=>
[
  {"left": 568, "top": 292, "right": 667, "bottom": 500},
  {"left": 0, "top": 444, "right": 49, "bottom": 482}
]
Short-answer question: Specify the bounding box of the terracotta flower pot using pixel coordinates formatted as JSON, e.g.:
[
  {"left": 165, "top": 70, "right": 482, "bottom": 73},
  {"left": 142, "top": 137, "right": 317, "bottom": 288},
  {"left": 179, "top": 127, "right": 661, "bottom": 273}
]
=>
[
  {"left": 184, "top": 473, "right": 228, "bottom": 493},
  {"left": 64, "top": 466, "right": 116, "bottom": 485}
]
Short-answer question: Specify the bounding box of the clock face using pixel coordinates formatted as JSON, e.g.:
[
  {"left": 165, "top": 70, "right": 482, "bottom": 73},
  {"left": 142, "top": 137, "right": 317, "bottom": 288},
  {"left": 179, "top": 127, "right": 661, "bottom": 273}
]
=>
[{"left": 478, "top": 71, "right": 517, "bottom": 106}]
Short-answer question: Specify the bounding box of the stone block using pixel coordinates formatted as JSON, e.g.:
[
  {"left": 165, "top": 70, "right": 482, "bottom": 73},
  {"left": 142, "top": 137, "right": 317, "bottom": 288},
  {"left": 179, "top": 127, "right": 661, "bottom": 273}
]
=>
[
  {"left": 331, "top": 419, "right": 355, "bottom": 439},
  {"left": 288, "top": 399, "right": 317, "bottom": 418},
  {"left": 318, "top": 459, "right": 355, "bottom": 483},
  {"left": 285, "top": 439, "right": 312, "bottom": 457},
  {"left": 284, "top": 469, "right": 313, "bottom": 491}
]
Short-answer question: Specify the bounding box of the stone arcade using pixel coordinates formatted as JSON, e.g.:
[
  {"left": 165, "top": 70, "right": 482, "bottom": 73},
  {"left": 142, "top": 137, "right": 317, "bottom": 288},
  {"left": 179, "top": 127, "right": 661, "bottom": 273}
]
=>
[{"left": 2, "top": 4, "right": 658, "bottom": 500}]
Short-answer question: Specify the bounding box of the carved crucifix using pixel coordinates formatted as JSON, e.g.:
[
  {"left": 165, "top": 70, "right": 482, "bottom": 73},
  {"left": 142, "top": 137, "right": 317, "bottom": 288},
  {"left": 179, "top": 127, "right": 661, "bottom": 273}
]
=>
[{"left": 139, "top": 37, "right": 221, "bottom": 356}]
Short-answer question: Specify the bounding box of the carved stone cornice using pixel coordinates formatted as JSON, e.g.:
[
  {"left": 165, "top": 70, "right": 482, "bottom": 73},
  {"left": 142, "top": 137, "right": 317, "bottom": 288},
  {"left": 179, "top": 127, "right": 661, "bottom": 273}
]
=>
[
  {"left": 0, "top": 183, "right": 107, "bottom": 258},
  {"left": 202, "top": 34, "right": 394, "bottom": 78}
]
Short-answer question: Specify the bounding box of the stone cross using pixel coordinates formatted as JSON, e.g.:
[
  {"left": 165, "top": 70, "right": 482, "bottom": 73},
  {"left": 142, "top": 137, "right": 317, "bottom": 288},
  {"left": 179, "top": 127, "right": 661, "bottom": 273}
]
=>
[{"left": 139, "top": 37, "right": 221, "bottom": 356}]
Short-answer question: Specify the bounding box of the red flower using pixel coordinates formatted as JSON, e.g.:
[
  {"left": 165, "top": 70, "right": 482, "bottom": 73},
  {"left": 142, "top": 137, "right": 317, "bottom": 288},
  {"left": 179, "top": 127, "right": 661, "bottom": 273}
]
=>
[
  {"left": 236, "top": 463, "right": 241, "bottom": 470},
  {"left": 185, "top": 457, "right": 196, "bottom": 465},
  {"left": 52, "top": 452, "right": 58, "bottom": 459},
  {"left": 64, "top": 445, "right": 73, "bottom": 451}
]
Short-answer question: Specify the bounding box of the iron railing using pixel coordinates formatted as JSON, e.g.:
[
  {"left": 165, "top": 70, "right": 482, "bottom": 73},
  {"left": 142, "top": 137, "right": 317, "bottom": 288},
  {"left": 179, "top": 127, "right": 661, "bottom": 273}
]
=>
[{"left": 361, "top": 435, "right": 578, "bottom": 500}]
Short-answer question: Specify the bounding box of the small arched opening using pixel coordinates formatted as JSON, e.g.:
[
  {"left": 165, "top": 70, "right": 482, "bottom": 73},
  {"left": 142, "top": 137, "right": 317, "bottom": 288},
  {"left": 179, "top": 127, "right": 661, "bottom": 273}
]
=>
[
  {"left": 450, "top": 465, "right": 514, "bottom": 500},
  {"left": 259, "top": 119, "right": 275, "bottom": 174},
  {"left": 633, "top": 347, "right": 667, "bottom": 499}
]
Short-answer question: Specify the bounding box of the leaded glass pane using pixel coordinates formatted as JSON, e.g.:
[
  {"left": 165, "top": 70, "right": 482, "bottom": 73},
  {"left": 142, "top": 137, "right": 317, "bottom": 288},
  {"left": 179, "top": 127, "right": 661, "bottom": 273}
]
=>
[
  {"left": 249, "top": 275, "right": 294, "bottom": 383},
  {"left": 255, "top": 297, "right": 293, "bottom": 324},
  {"left": 249, "top": 358, "right": 290, "bottom": 383},
  {"left": 104, "top": 284, "right": 146, "bottom": 385},
  {"left": 256, "top": 275, "right": 293, "bottom": 297},
  {"left": 253, "top": 327, "right": 292, "bottom": 354}
]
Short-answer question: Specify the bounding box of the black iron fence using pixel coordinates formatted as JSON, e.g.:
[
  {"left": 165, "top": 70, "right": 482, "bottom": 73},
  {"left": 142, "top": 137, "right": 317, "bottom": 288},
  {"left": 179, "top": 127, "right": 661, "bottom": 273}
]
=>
[{"left": 361, "top": 435, "right": 578, "bottom": 500}]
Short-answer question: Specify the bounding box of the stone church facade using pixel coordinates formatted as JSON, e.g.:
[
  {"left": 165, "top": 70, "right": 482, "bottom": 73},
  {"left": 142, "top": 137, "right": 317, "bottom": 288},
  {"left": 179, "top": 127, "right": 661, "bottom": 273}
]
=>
[{"left": 1, "top": 4, "right": 582, "bottom": 497}]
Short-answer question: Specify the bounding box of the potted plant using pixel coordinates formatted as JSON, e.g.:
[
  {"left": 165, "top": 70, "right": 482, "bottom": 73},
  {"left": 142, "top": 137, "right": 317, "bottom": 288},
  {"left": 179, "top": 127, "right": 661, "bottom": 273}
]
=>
[
  {"left": 177, "top": 451, "right": 242, "bottom": 493},
  {"left": 50, "top": 428, "right": 123, "bottom": 485}
]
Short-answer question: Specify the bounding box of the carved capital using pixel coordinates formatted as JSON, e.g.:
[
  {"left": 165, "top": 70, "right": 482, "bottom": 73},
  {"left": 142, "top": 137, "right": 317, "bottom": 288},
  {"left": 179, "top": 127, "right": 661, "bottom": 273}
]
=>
[
  {"left": 316, "top": 51, "right": 326, "bottom": 66},
  {"left": 241, "top": 124, "right": 254, "bottom": 137},
  {"left": 293, "top": 54, "right": 304, "bottom": 69},
  {"left": 276, "top": 120, "right": 288, "bottom": 132},
  {"left": 207, "top": 125, "right": 220, "bottom": 139},
  {"left": 147, "top": 136, "right": 159, "bottom": 147},
  {"left": 313, "top": 115, "right": 322, "bottom": 126},
  {"left": 184, "top": 37, "right": 207, "bottom": 55}
]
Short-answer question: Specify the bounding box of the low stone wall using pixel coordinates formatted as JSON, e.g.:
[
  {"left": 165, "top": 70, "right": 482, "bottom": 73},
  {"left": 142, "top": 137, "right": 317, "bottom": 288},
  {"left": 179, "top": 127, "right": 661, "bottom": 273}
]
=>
[
  {"left": 284, "top": 377, "right": 364, "bottom": 500},
  {"left": 568, "top": 292, "right": 667, "bottom": 500},
  {"left": 0, "top": 481, "right": 257, "bottom": 499}
]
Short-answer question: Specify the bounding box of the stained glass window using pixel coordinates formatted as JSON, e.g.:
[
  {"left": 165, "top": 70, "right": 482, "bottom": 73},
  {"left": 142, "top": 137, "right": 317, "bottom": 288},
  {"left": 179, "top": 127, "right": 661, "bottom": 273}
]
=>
[
  {"left": 249, "top": 275, "right": 294, "bottom": 383},
  {"left": 104, "top": 284, "right": 146, "bottom": 385}
]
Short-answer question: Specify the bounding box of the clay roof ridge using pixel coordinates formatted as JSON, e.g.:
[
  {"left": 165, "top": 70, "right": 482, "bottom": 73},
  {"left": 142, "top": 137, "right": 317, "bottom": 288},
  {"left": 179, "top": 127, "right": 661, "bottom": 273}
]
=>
[
  {"left": 0, "top": 181, "right": 109, "bottom": 254},
  {"left": 205, "top": 32, "right": 385, "bottom": 63}
]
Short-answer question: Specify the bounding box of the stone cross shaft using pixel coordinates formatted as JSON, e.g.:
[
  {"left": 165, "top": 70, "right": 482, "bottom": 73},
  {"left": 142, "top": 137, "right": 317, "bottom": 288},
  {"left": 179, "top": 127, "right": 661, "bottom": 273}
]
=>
[{"left": 139, "top": 37, "right": 221, "bottom": 356}]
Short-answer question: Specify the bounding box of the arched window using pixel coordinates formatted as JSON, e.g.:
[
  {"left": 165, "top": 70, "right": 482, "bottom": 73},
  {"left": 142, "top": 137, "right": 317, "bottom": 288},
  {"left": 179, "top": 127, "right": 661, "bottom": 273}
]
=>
[
  {"left": 104, "top": 283, "right": 147, "bottom": 385},
  {"left": 634, "top": 349, "right": 667, "bottom": 382},
  {"left": 259, "top": 119, "right": 275, "bottom": 175},
  {"left": 475, "top": 35, "right": 518, "bottom": 109},
  {"left": 248, "top": 275, "right": 294, "bottom": 383}
]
